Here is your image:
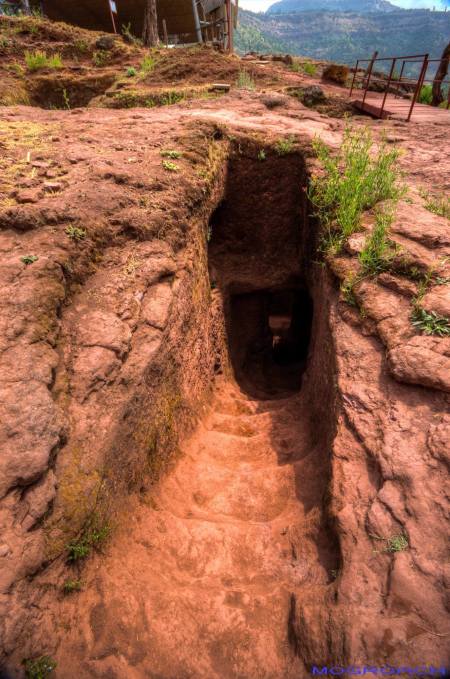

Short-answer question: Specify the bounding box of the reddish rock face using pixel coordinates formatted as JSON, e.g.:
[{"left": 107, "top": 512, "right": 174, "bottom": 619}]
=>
[{"left": 0, "top": 54, "right": 449, "bottom": 678}]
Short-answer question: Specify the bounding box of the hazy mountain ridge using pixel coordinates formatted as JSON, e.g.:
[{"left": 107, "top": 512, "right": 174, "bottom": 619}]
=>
[
  {"left": 235, "top": 8, "right": 450, "bottom": 65},
  {"left": 267, "top": 0, "right": 398, "bottom": 15}
]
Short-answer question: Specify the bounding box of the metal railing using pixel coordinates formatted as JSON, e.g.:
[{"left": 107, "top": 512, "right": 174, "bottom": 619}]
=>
[{"left": 349, "top": 53, "right": 450, "bottom": 122}]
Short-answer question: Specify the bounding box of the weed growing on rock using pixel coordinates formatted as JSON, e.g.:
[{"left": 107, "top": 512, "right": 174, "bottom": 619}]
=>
[
  {"left": 66, "top": 517, "right": 110, "bottom": 562},
  {"left": 62, "top": 579, "right": 83, "bottom": 594},
  {"left": 160, "top": 149, "right": 183, "bottom": 159},
  {"left": 21, "top": 255, "right": 38, "bottom": 265},
  {"left": 359, "top": 210, "right": 397, "bottom": 275},
  {"left": 162, "top": 160, "right": 179, "bottom": 172},
  {"left": 65, "top": 225, "right": 86, "bottom": 241},
  {"left": 236, "top": 70, "right": 255, "bottom": 90},
  {"left": 23, "top": 656, "right": 56, "bottom": 678},
  {"left": 411, "top": 308, "right": 450, "bottom": 337},
  {"left": 25, "top": 50, "right": 63, "bottom": 71},
  {"left": 275, "top": 136, "right": 295, "bottom": 155},
  {"left": 385, "top": 535, "right": 409, "bottom": 553},
  {"left": 420, "top": 189, "right": 450, "bottom": 220},
  {"left": 309, "top": 125, "right": 404, "bottom": 254}
]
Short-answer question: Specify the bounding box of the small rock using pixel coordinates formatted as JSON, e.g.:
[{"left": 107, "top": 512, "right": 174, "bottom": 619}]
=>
[
  {"left": 261, "top": 94, "right": 287, "bottom": 110},
  {"left": 15, "top": 189, "right": 42, "bottom": 204},
  {"left": 95, "top": 35, "right": 116, "bottom": 50}
]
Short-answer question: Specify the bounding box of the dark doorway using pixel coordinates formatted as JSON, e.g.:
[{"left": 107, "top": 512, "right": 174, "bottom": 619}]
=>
[{"left": 227, "top": 287, "right": 313, "bottom": 399}]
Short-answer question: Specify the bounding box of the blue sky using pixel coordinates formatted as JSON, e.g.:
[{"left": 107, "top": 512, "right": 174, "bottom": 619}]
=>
[{"left": 239, "top": 0, "right": 449, "bottom": 13}]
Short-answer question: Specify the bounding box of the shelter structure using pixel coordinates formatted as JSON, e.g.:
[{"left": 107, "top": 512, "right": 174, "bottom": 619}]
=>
[{"left": 39, "top": 0, "right": 237, "bottom": 50}]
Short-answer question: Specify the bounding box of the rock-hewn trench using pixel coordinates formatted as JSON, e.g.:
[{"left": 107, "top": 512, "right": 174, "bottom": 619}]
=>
[{"left": 2, "top": 127, "right": 448, "bottom": 676}]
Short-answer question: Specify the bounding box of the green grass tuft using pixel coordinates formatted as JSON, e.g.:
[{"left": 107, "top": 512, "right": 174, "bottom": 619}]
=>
[
  {"left": 160, "top": 149, "right": 183, "bottom": 159},
  {"left": 66, "top": 518, "right": 110, "bottom": 562},
  {"left": 23, "top": 656, "right": 56, "bottom": 678},
  {"left": 62, "top": 579, "right": 83, "bottom": 594},
  {"left": 358, "top": 210, "right": 396, "bottom": 275},
  {"left": 25, "top": 50, "right": 63, "bottom": 71},
  {"left": 411, "top": 307, "right": 450, "bottom": 337},
  {"left": 236, "top": 69, "right": 255, "bottom": 90},
  {"left": 275, "top": 136, "right": 295, "bottom": 156},
  {"left": 21, "top": 255, "right": 39, "bottom": 265},
  {"left": 65, "top": 225, "right": 86, "bottom": 241},
  {"left": 385, "top": 535, "right": 408, "bottom": 553},
  {"left": 162, "top": 160, "right": 179, "bottom": 172},
  {"left": 420, "top": 189, "right": 450, "bottom": 220},
  {"left": 308, "top": 125, "right": 404, "bottom": 254},
  {"left": 140, "top": 54, "right": 156, "bottom": 74}
]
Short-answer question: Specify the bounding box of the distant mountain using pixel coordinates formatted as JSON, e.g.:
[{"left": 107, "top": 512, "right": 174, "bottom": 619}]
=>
[
  {"left": 267, "top": 0, "right": 398, "bottom": 14},
  {"left": 235, "top": 8, "right": 450, "bottom": 67}
]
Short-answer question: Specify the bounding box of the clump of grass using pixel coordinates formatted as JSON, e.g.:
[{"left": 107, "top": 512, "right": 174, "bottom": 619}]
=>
[
  {"left": 74, "top": 38, "right": 89, "bottom": 54},
  {"left": 340, "top": 272, "right": 359, "bottom": 307},
  {"left": 291, "top": 60, "right": 317, "bottom": 76},
  {"left": 162, "top": 160, "right": 179, "bottom": 172},
  {"left": 25, "top": 50, "right": 63, "bottom": 71},
  {"left": 308, "top": 125, "right": 404, "bottom": 254},
  {"left": 358, "top": 210, "right": 396, "bottom": 275},
  {"left": 385, "top": 535, "right": 409, "bottom": 553},
  {"left": 275, "top": 136, "right": 295, "bottom": 156},
  {"left": 418, "top": 83, "right": 433, "bottom": 105},
  {"left": 92, "top": 50, "right": 109, "bottom": 67},
  {"left": 257, "top": 149, "right": 266, "bottom": 161},
  {"left": 126, "top": 66, "right": 137, "bottom": 77},
  {"left": 420, "top": 189, "right": 450, "bottom": 220},
  {"left": 140, "top": 54, "right": 156, "bottom": 74},
  {"left": 160, "top": 91, "right": 184, "bottom": 105},
  {"left": 23, "top": 656, "right": 57, "bottom": 678},
  {"left": 21, "top": 255, "right": 38, "bottom": 265},
  {"left": 236, "top": 69, "right": 255, "bottom": 91},
  {"left": 65, "top": 225, "right": 86, "bottom": 240},
  {"left": 66, "top": 518, "right": 110, "bottom": 562},
  {"left": 160, "top": 149, "right": 182, "bottom": 159},
  {"left": 63, "top": 579, "right": 83, "bottom": 594},
  {"left": 411, "top": 307, "right": 450, "bottom": 337}
]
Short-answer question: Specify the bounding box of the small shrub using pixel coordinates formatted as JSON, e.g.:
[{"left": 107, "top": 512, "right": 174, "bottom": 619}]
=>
[
  {"left": 162, "top": 160, "right": 179, "bottom": 172},
  {"left": 21, "top": 255, "right": 38, "bottom": 265},
  {"left": 275, "top": 136, "right": 295, "bottom": 156},
  {"left": 385, "top": 535, "right": 408, "bottom": 553},
  {"left": 66, "top": 517, "right": 110, "bottom": 562},
  {"left": 140, "top": 54, "right": 156, "bottom": 74},
  {"left": 308, "top": 125, "right": 404, "bottom": 254},
  {"left": 25, "top": 50, "right": 63, "bottom": 71},
  {"left": 358, "top": 211, "right": 396, "bottom": 275},
  {"left": 122, "top": 22, "right": 142, "bottom": 45},
  {"left": 302, "top": 61, "right": 317, "bottom": 76},
  {"left": 63, "top": 579, "right": 83, "bottom": 594},
  {"left": 236, "top": 70, "right": 255, "bottom": 91},
  {"left": 126, "top": 66, "right": 137, "bottom": 77},
  {"left": 65, "top": 225, "right": 86, "bottom": 240},
  {"left": 23, "top": 656, "right": 56, "bottom": 678},
  {"left": 160, "top": 91, "right": 184, "bottom": 105},
  {"left": 411, "top": 307, "right": 450, "bottom": 337},
  {"left": 74, "top": 38, "right": 89, "bottom": 54},
  {"left": 92, "top": 50, "right": 109, "bottom": 67},
  {"left": 257, "top": 149, "right": 266, "bottom": 161},
  {"left": 160, "top": 149, "right": 182, "bottom": 159},
  {"left": 421, "top": 190, "right": 450, "bottom": 220},
  {"left": 322, "top": 63, "right": 349, "bottom": 86},
  {"left": 418, "top": 84, "right": 433, "bottom": 105},
  {"left": 62, "top": 88, "right": 70, "bottom": 110}
]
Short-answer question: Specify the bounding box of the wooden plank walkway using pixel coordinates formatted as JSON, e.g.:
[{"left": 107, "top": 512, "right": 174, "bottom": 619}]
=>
[{"left": 352, "top": 92, "right": 450, "bottom": 124}]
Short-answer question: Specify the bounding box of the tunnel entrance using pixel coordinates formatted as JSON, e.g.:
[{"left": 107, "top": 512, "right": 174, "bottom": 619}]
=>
[
  {"left": 228, "top": 287, "right": 313, "bottom": 398},
  {"left": 207, "top": 143, "right": 314, "bottom": 399}
]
